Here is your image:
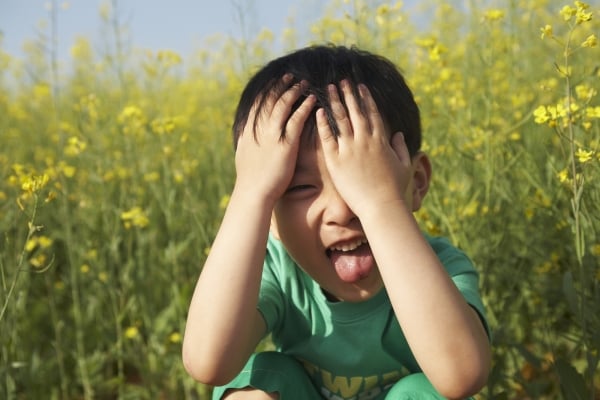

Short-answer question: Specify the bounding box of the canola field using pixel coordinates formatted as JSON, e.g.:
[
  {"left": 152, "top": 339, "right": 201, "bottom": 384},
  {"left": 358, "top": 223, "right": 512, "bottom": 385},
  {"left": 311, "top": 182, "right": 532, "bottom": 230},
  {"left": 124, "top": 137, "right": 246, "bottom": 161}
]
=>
[{"left": 1, "top": 1, "right": 599, "bottom": 399}]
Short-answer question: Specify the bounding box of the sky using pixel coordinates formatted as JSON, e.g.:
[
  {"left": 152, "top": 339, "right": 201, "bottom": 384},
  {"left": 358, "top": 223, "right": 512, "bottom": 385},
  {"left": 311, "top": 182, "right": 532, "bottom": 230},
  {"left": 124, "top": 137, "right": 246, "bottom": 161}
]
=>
[{"left": 0, "top": 0, "right": 332, "bottom": 61}]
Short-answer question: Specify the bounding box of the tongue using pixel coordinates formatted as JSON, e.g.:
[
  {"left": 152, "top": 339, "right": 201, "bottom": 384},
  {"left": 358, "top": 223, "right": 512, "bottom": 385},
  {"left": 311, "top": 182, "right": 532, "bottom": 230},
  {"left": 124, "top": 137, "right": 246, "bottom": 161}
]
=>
[{"left": 330, "top": 244, "right": 375, "bottom": 283}]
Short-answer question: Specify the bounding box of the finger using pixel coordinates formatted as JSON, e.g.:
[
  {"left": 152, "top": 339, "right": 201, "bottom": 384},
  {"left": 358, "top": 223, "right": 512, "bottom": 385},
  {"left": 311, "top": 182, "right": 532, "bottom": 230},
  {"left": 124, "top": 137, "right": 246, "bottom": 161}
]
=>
[
  {"left": 339, "top": 80, "right": 370, "bottom": 135},
  {"left": 358, "top": 84, "right": 386, "bottom": 139},
  {"left": 244, "top": 74, "right": 294, "bottom": 142},
  {"left": 328, "top": 83, "right": 353, "bottom": 137},
  {"left": 316, "top": 107, "right": 338, "bottom": 151},
  {"left": 263, "top": 73, "right": 294, "bottom": 111},
  {"left": 285, "top": 94, "right": 317, "bottom": 143},
  {"left": 271, "top": 79, "right": 308, "bottom": 126},
  {"left": 239, "top": 98, "right": 261, "bottom": 143}
]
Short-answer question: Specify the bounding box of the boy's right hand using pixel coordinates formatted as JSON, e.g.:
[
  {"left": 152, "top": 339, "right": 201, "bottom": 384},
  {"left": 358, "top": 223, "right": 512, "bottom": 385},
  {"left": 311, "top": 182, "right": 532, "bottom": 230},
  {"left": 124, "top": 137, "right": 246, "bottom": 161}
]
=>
[{"left": 234, "top": 74, "right": 316, "bottom": 206}]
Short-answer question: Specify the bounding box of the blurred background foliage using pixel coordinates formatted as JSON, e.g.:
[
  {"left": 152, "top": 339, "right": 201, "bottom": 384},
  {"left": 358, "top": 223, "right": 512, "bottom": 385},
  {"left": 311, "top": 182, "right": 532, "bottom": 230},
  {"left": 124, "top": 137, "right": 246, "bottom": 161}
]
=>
[{"left": 0, "top": 0, "right": 599, "bottom": 398}]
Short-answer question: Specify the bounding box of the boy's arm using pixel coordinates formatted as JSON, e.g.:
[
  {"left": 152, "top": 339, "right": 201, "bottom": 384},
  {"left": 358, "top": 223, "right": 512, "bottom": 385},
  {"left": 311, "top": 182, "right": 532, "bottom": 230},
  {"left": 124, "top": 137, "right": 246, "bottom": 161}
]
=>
[
  {"left": 359, "top": 198, "right": 491, "bottom": 400},
  {"left": 181, "top": 189, "right": 271, "bottom": 386},
  {"left": 182, "top": 76, "right": 316, "bottom": 386},
  {"left": 317, "top": 81, "right": 490, "bottom": 399}
]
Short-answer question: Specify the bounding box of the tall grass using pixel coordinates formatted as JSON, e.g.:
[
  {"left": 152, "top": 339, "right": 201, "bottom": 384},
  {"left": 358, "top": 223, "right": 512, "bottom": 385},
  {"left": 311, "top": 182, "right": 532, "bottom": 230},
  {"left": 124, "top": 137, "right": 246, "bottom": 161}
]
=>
[{"left": 0, "top": 0, "right": 598, "bottom": 398}]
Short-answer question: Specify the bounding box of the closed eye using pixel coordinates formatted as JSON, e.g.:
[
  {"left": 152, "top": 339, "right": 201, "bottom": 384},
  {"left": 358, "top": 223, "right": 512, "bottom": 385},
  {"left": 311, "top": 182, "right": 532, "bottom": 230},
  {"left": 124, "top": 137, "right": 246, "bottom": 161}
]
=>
[{"left": 285, "top": 184, "right": 315, "bottom": 193}]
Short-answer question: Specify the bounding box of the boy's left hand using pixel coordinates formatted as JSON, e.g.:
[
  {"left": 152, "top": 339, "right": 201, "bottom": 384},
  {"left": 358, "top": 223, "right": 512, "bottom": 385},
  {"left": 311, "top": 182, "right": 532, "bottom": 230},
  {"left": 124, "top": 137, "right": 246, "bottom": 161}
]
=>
[{"left": 316, "top": 80, "right": 412, "bottom": 216}]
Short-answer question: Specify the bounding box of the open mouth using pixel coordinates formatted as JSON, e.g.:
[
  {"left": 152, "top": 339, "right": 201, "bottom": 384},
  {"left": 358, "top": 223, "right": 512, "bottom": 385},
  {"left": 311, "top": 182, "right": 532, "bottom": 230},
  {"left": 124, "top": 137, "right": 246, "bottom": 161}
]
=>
[
  {"left": 326, "top": 238, "right": 374, "bottom": 283},
  {"left": 326, "top": 238, "right": 368, "bottom": 256}
]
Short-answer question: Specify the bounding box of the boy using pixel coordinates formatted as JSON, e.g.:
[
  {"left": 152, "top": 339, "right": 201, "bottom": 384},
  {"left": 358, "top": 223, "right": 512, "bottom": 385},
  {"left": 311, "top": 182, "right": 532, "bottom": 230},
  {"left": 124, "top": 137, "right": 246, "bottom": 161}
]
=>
[{"left": 182, "top": 45, "right": 491, "bottom": 400}]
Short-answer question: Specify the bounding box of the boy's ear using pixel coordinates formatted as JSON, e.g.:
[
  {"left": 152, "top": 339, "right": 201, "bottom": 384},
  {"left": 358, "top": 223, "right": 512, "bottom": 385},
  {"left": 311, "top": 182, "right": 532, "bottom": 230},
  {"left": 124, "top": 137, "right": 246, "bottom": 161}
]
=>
[{"left": 410, "top": 152, "right": 432, "bottom": 211}]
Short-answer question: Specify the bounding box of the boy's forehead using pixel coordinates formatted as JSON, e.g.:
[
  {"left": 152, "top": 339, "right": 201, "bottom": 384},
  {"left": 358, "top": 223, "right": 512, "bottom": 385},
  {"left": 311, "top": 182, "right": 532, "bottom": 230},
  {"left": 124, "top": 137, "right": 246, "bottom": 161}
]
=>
[{"left": 295, "top": 132, "right": 320, "bottom": 171}]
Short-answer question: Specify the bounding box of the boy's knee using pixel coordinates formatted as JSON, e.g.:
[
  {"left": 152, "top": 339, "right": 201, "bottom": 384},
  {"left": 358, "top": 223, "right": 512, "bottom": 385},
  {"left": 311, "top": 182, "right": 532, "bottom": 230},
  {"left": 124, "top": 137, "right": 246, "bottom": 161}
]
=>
[
  {"left": 385, "top": 373, "right": 446, "bottom": 399},
  {"left": 213, "top": 352, "right": 319, "bottom": 399},
  {"left": 222, "top": 387, "right": 279, "bottom": 399}
]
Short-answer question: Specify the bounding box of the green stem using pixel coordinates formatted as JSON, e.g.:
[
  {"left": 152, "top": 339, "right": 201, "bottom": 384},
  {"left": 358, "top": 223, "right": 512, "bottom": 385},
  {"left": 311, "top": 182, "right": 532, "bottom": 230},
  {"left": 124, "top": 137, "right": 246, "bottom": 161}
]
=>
[
  {"left": 0, "top": 196, "right": 39, "bottom": 322},
  {"left": 45, "top": 273, "right": 68, "bottom": 398},
  {"left": 563, "top": 24, "right": 591, "bottom": 398},
  {"left": 61, "top": 193, "right": 94, "bottom": 399}
]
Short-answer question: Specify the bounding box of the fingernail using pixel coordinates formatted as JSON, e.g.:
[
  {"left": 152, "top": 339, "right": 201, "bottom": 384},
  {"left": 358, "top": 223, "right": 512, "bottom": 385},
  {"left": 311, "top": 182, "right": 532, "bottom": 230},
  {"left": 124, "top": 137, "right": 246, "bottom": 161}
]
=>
[
  {"left": 328, "top": 84, "right": 337, "bottom": 96},
  {"left": 358, "top": 83, "right": 368, "bottom": 95}
]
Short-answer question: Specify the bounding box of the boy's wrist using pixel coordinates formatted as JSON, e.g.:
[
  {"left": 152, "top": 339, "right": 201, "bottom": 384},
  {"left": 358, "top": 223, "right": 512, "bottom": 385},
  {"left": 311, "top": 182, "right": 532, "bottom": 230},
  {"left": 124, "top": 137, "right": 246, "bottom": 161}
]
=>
[
  {"left": 356, "top": 198, "right": 414, "bottom": 227},
  {"left": 230, "top": 182, "right": 279, "bottom": 212}
]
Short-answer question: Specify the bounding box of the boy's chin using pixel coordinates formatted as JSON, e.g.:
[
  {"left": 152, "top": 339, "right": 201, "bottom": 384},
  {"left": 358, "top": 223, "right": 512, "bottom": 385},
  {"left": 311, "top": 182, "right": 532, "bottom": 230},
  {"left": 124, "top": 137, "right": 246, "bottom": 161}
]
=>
[{"left": 321, "top": 277, "right": 384, "bottom": 303}]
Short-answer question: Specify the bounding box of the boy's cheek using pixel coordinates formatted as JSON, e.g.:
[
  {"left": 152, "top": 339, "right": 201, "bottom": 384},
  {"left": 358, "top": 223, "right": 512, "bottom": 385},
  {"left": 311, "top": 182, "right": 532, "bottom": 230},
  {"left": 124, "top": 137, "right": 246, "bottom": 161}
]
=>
[{"left": 269, "top": 214, "right": 282, "bottom": 240}]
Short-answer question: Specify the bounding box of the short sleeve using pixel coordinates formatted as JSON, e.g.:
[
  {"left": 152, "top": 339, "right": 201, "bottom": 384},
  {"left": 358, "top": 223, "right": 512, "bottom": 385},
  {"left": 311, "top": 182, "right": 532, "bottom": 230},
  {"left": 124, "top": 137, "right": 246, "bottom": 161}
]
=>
[{"left": 256, "top": 236, "right": 287, "bottom": 334}]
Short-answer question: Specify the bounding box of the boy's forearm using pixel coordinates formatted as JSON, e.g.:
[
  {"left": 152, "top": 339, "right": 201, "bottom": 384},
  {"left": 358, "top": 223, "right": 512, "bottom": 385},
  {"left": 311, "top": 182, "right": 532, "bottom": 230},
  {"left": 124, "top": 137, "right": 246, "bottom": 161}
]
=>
[
  {"left": 359, "top": 202, "right": 491, "bottom": 398},
  {"left": 182, "top": 187, "right": 274, "bottom": 384}
]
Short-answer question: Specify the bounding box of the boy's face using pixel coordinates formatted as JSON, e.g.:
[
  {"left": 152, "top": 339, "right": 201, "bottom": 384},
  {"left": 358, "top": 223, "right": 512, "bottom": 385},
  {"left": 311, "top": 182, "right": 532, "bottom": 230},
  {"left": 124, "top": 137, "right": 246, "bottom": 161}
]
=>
[{"left": 270, "top": 131, "right": 430, "bottom": 302}]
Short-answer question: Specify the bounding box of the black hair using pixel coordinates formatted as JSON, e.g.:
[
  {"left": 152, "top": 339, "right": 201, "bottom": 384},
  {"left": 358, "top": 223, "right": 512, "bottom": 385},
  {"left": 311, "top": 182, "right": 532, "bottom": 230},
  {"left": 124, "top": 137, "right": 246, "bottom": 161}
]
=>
[{"left": 232, "top": 44, "right": 422, "bottom": 156}]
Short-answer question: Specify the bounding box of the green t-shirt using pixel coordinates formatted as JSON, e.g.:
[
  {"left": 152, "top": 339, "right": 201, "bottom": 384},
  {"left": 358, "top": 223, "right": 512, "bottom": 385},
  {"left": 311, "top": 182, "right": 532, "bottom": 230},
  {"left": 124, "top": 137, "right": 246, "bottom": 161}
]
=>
[{"left": 257, "top": 234, "right": 489, "bottom": 400}]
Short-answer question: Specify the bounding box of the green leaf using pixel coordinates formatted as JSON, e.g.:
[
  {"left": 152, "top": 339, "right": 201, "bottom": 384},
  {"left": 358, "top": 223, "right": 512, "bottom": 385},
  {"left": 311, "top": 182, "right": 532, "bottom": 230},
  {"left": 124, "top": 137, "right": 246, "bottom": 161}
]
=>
[
  {"left": 555, "top": 358, "right": 591, "bottom": 400},
  {"left": 562, "top": 271, "right": 579, "bottom": 316}
]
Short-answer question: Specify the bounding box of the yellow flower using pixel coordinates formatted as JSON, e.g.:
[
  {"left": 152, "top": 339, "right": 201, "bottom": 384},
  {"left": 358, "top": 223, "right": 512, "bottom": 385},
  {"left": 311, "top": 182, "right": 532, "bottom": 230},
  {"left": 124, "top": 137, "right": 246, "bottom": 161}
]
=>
[
  {"left": 70, "top": 37, "right": 92, "bottom": 60},
  {"left": 581, "top": 34, "right": 597, "bottom": 48},
  {"left": 44, "top": 190, "right": 56, "bottom": 203},
  {"left": 591, "top": 243, "right": 600, "bottom": 256},
  {"left": 80, "top": 264, "right": 90, "bottom": 274},
  {"left": 219, "top": 194, "right": 230, "bottom": 210},
  {"left": 37, "top": 236, "right": 53, "bottom": 249},
  {"left": 98, "top": 272, "right": 108, "bottom": 283},
  {"left": 143, "top": 172, "right": 160, "bottom": 182},
  {"left": 509, "top": 132, "right": 521, "bottom": 141},
  {"left": 429, "top": 44, "right": 447, "bottom": 61},
  {"left": 121, "top": 206, "right": 150, "bottom": 229},
  {"left": 169, "top": 332, "right": 182, "bottom": 343},
  {"left": 540, "top": 24, "right": 553, "bottom": 39},
  {"left": 21, "top": 174, "right": 50, "bottom": 194},
  {"left": 483, "top": 9, "right": 505, "bottom": 21},
  {"left": 99, "top": 1, "right": 110, "bottom": 19},
  {"left": 524, "top": 207, "right": 535, "bottom": 220},
  {"left": 586, "top": 106, "right": 600, "bottom": 118},
  {"left": 85, "top": 248, "right": 98, "bottom": 260},
  {"left": 64, "top": 136, "right": 87, "bottom": 156},
  {"left": 124, "top": 326, "right": 139, "bottom": 339},
  {"left": 575, "top": 84, "right": 597, "bottom": 99},
  {"left": 59, "top": 162, "right": 76, "bottom": 178},
  {"left": 119, "top": 105, "right": 143, "bottom": 120},
  {"left": 33, "top": 83, "right": 51, "bottom": 100},
  {"left": 575, "top": 8, "right": 592, "bottom": 24},
  {"left": 25, "top": 238, "right": 38, "bottom": 252},
  {"left": 118, "top": 105, "right": 146, "bottom": 136},
  {"left": 533, "top": 105, "right": 549, "bottom": 124},
  {"left": 415, "top": 36, "right": 436, "bottom": 48},
  {"left": 575, "top": 148, "right": 593, "bottom": 163},
  {"left": 173, "top": 170, "right": 184, "bottom": 183},
  {"left": 156, "top": 50, "right": 182, "bottom": 67},
  {"left": 151, "top": 117, "right": 177, "bottom": 135},
  {"left": 560, "top": 5, "right": 576, "bottom": 21},
  {"left": 557, "top": 169, "right": 569, "bottom": 183},
  {"left": 29, "top": 253, "right": 47, "bottom": 268}
]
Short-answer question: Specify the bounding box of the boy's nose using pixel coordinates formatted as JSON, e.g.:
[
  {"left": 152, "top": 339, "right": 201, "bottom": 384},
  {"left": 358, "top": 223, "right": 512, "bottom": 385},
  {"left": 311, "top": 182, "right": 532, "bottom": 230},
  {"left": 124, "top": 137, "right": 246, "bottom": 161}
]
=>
[{"left": 324, "top": 189, "right": 356, "bottom": 226}]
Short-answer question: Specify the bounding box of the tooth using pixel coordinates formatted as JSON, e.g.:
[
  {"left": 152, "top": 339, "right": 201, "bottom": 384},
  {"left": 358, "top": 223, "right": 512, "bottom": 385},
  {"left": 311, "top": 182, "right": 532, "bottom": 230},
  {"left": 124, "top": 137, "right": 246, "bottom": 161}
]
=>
[{"left": 329, "top": 238, "right": 369, "bottom": 253}]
